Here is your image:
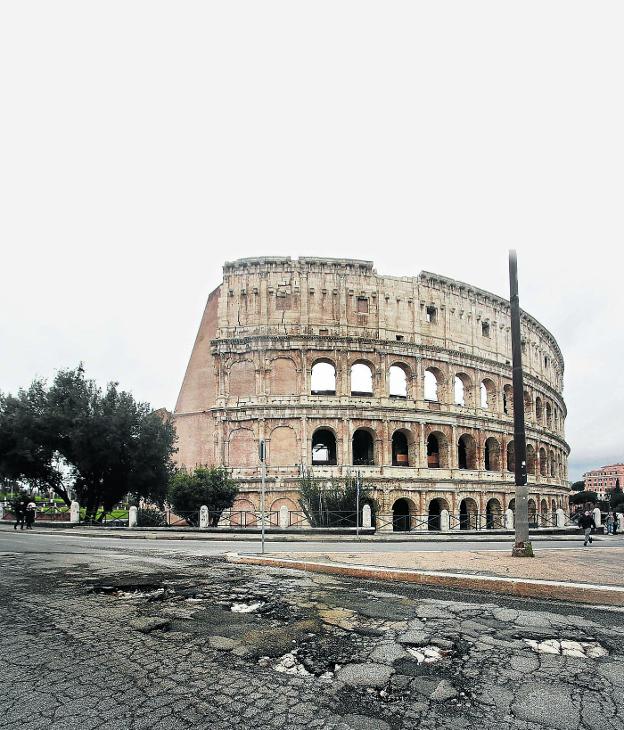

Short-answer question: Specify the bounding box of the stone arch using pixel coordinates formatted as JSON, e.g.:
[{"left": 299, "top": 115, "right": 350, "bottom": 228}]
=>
[
  {"left": 392, "top": 497, "right": 417, "bottom": 531},
  {"left": 391, "top": 429, "right": 410, "bottom": 467},
  {"left": 486, "top": 498, "right": 503, "bottom": 529},
  {"left": 545, "top": 402, "right": 552, "bottom": 429},
  {"left": 539, "top": 447, "right": 548, "bottom": 477},
  {"left": 503, "top": 384, "right": 514, "bottom": 416},
  {"left": 535, "top": 396, "right": 543, "bottom": 423},
  {"left": 352, "top": 427, "right": 375, "bottom": 465},
  {"left": 526, "top": 444, "right": 536, "bottom": 475},
  {"left": 350, "top": 361, "right": 374, "bottom": 396},
  {"left": 454, "top": 372, "right": 473, "bottom": 407},
  {"left": 508, "top": 498, "right": 516, "bottom": 512},
  {"left": 389, "top": 362, "right": 410, "bottom": 398},
  {"left": 227, "top": 428, "right": 256, "bottom": 467},
  {"left": 458, "top": 433, "right": 477, "bottom": 470},
  {"left": 459, "top": 497, "right": 479, "bottom": 530},
  {"left": 230, "top": 497, "right": 257, "bottom": 526},
  {"left": 540, "top": 498, "right": 549, "bottom": 526},
  {"left": 484, "top": 437, "right": 501, "bottom": 471},
  {"left": 427, "top": 430, "right": 449, "bottom": 469},
  {"left": 269, "top": 497, "right": 299, "bottom": 526},
  {"left": 428, "top": 497, "right": 450, "bottom": 531},
  {"left": 480, "top": 378, "right": 496, "bottom": 410},
  {"left": 311, "top": 427, "right": 337, "bottom": 466},
  {"left": 424, "top": 367, "right": 444, "bottom": 402},
  {"left": 506, "top": 440, "right": 515, "bottom": 472},
  {"left": 551, "top": 498, "right": 557, "bottom": 513},
  {"left": 228, "top": 360, "right": 256, "bottom": 399},
  {"left": 528, "top": 498, "right": 538, "bottom": 527},
  {"left": 311, "top": 359, "right": 336, "bottom": 395},
  {"left": 269, "top": 426, "right": 298, "bottom": 467},
  {"left": 269, "top": 358, "right": 298, "bottom": 396},
  {"left": 549, "top": 449, "right": 556, "bottom": 478},
  {"left": 524, "top": 390, "right": 532, "bottom": 418}
]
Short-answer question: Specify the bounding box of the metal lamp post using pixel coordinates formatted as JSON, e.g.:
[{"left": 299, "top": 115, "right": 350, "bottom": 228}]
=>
[{"left": 509, "top": 250, "right": 534, "bottom": 558}]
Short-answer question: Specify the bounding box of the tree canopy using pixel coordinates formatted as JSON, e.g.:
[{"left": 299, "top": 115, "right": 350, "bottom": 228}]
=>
[
  {"left": 0, "top": 366, "right": 176, "bottom": 520},
  {"left": 569, "top": 490, "right": 599, "bottom": 505},
  {"left": 168, "top": 466, "right": 239, "bottom": 526},
  {"left": 570, "top": 480, "right": 585, "bottom": 492}
]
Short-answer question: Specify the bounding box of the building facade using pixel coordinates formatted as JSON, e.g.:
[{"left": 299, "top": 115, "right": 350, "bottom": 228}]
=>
[
  {"left": 174, "top": 257, "right": 569, "bottom": 530},
  {"left": 583, "top": 464, "right": 624, "bottom": 501}
]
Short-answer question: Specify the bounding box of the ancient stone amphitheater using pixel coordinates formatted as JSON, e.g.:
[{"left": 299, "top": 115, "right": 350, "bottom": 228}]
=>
[{"left": 174, "top": 257, "right": 569, "bottom": 531}]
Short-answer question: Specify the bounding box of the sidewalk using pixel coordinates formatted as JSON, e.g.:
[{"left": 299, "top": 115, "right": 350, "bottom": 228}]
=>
[{"left": 229, "top": 543, "right": 624, "bottom": 606}]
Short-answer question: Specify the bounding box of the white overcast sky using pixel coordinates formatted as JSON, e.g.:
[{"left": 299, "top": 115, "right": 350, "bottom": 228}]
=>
[{"left": 1, "top": 2, "right": 622, "bottom": 482}]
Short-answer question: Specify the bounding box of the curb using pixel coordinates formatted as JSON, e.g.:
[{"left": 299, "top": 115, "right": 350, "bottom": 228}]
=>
[{"left": 227, "top": 552, "right": 624, "bottom": 606}]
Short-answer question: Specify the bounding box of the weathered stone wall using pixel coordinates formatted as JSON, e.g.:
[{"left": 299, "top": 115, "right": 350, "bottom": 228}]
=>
[{"left": 174, "top": 257, "right": 570, "bottom": 527}]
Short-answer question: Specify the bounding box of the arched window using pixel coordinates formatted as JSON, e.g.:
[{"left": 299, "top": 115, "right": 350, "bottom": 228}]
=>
[
  {"left": 480, "top": 379, "right": 495, "bottom": 409},
  {"left": 484, "top": 437, "right": 500, "bottom": 471},
  {"left": 352, "top": 429, "right": 374, "bottom": 465},
  {"left": 503, "top": 384, "right": 514, "bottom": 416},
  {"left": 526, "top": 444, "right": 536, "bottom": 475},
  {"left": 389, "top": 365, "right": 408, "bottom": 398},
  {"left": 524, "top": 390, "right": 532, "bottom": 417},
  {"left": 427, "top": 433, "right": 440, "bottom": 468},
  {"left": 539, "top": 447, "right": 547, "bottom": 477},
  {"left": 424, "top": 369, "right": 440, "bottom": 401},
  {"left": 458, "top": 434, "right": 477, "bottom": 470},
  {"left": 486, "top": 498, "right": 503, "bottom": 529},
  {"left": 549, "top": 449, "right": 556, "bottom": 478},
  {"left": 506, "top": 441, "right": 515, "bottom": 472},
  {"left": 545, "top": 402, "right": 552, "bottom": 429},
  {"left": 311, "top": 429, "right": 337, "bottom": 465},
  {"left": 454, "top": 376, "right": 465, "bottom": 406},
  {"left": 311, "top": 361, "right": 336, "bottom": 395},
  {"left": 350, "top": 362, "right": 373, "bottom": 396},
  {"left": 535, "top": 397, "right": 543, "bottom": 423},
  {"left": 392, "top": 431, "right": 409, "bottom": 466}
]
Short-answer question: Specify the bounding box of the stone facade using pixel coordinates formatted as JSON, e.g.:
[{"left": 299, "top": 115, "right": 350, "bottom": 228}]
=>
[{"left": 174, "top": 257, "right": 570, "bottom": 530}]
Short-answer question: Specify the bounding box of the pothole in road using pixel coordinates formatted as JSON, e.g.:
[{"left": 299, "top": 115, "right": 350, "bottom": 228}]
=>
[
  {"left": 230, "top": 601, "right": 266, "bottom": 613},
  {"left": 406, "top": 645, "right": 452, "bottom": 664},
  {"left": 259, "top": 651, "right": 338, "bottom": 680},
  {"left": 524, "top": 639, "right": 609, "bottom": 659}
]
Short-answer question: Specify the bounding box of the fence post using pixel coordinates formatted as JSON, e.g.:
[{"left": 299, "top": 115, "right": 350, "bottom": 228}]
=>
[
  {"left": 593, "top": 507, "right": 602, "bottom": 528},
  {"left": 70, "top": 501, "right": 80, "bottom": 524},
  {"left": 200, "top": 505, "right": 209, "bottom": 529},
  {"left": 128, "top": 506, "right": 138, "bottom": 528},
  {"left": 362, "top": 504, "right": 372, "bottom": 529},
  {"left": 556, "top": 508, "right": 565, "bottom": 528},
  {"left": 440, "top": 509, "right": 450, "bottom": 531}
]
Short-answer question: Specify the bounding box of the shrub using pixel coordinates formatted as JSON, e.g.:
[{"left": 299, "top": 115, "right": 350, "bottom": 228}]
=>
[
  {"left": 298, "top": 470, "right": 376, "bottom": 527},
  {"left": 168, "top": 466, "right": 239, "bottom": 527}
]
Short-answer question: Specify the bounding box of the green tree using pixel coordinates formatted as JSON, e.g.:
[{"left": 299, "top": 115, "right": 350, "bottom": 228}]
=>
[
  {"left": 298, "top": 469, "right": 376, "bottom": 527},
  {"left": 570, "top": 480, "right": 585, "bottom": 492},
  {"left": 610, "top": 481, "right": 624, "bottom": 510},
  {"left": 0, "top": 366, "right": 177, "bottom": 520},
  {"left": 168, "top": 466, "right": 239, "bottom": 526},
  {"left": 569, "top": 490, "right": 598, "bottom": 505}
]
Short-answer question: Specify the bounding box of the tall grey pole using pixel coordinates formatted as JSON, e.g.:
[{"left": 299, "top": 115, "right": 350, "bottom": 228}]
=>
[
  {"left": 509, "top": 251, "right": 533, "bottom": 557},
  {"left": 259, "top": 439, "right": 266, "bottom": 555},
  {"left": 356, "top": 471, "right": 361, "bottom": 539}
]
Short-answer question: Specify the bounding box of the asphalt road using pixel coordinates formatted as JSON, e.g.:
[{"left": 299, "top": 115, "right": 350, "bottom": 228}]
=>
[{"left": 3, "top": 528, "right": 624, "bottom": 559}]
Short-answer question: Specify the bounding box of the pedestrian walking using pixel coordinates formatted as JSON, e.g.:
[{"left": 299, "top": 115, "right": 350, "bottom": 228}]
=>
[
  {"left": 13, "top": 499, "right": 26, "bottom": 531},
  {"left": 25, "top": 501, "right": 36, "bottom": 530},
  {"left": 613, "top": 513, "right": 619, "bottom": 536},
  {"left": 578, "top": 511, "right": 596, "bottom": 546},
  {"left": 605, "top": 512, "right": 615, "bottom": 535}
]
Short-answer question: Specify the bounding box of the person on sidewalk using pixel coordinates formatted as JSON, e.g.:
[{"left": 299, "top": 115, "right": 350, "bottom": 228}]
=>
[
  {"left": 25, "top": 502, "right": 36, "bottom": 530},
  {"left": 13, "top": 499, "right": 26, "bottom": 531},
  {"left": 579, "top": 511, "right": 596, "bottom": 546},
  {"left": 605, "top": 512, "right": 615, "bottom": 535}
]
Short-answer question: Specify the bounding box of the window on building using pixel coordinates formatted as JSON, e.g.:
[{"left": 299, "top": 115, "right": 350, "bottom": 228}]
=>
[
  {"left": 357, "top": 297, "right": 369, "bottom": 314},
  {"left": 482, "top": 321, "right": 490, "bottom": 337},
  {"left": 426, "top": 306, "right": 437, "bottom": 324}
]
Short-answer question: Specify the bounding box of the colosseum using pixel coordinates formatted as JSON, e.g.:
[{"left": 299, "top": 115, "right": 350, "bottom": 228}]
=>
[{"left": 173, "top": 256, "right": 570, "bottom": 531}]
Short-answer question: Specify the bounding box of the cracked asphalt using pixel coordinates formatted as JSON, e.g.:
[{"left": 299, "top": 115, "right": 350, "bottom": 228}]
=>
[{"left": 1, "top": 532, "right": 624, "bottom": 730}]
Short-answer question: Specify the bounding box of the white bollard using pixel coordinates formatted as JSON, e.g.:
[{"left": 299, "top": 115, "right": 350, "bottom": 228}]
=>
[
  {"left": 279, "top": 505, "right": 289, "bottom": 529},
  {"left": 70, "top": 500, "right": 80, "bottom": 524},
  {"left": 199, "top": 505, "right": 209, "bottom": 529},
  {"left": 556, "top": 508, "right": 565, "bottom": 528},
  {"left": 505, "top": 508, "right": 514, "bottom": 530},
  {"left": 440, "top": 509, "right": 450, "bottom": 531},
  {"left": 617, "top": 513, "right": 624, "bottom": 533},
  {"left": 0, "top": 504, "right": 4, "bottom": 522},
  {"left": 128, "top": 505, "right": 138, "bottom": 528},
  {"left": 362, "top": 504, "right": 372, "bottom": 529},
  {"left": 593, "top": 507, "right": 602, "bottom": 527}
]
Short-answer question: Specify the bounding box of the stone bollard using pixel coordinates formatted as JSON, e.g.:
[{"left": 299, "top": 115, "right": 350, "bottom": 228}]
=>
[
  {"left": 556, "top": 508, "right": 566, "bottom": 528},
  {"left": 70, "top": 501, "right": 80, "bottom": 524},
  {"left": 505, "top": 508, "right": 514, "bottom": 530},
  {"left": 440, "top": 509, "right": 450, "bottom": 531},
  {"left": 0, "top": 503, "right": 4, "bottom": 522},
  {"left": 593, "top": 507, "right": 602, "bottom": 528},
  {"left": 199, "top": 505, "right": 209, "bottom": 529},
  {"left": 362, "top": 504, "right": 372, "bottom": 529},
  {"left": 617, "top": 513, "right": 624, "bottom": 533},
  {"left": 279, "top": 505, "right": 289, "bottom": 529},
  {"left": 128, "top": 505, "right": 138, "bottom": 528}
]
